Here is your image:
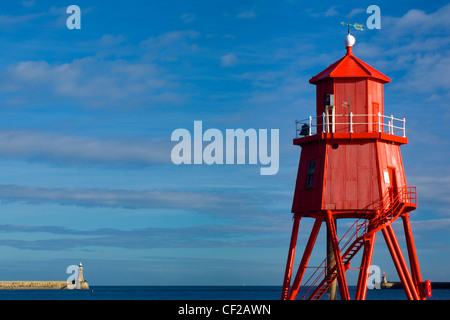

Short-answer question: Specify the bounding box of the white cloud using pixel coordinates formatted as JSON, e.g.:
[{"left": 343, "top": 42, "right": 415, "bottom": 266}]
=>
[
  {"left": 308, "top": 5, "right": 341, "bottom": 18},
  {"left": 0, "top": 184, "right": 227, "bottom": 210},
  {"left": 382, "top": 4, "right": 450, "bottom": 37},
  {"left": 0, "top": 221, "right": 289, "bottom": 250},
  {"left": 390, "top": 7, "right": 450, "bottom": 35},
  {"left": 0, "top": 184, "right": 279, "bottom": 223},
  {"left": 220, "top": 54, "right": 238, "bottom": 68},
  {"left": 0, "top": 13, "right": 43, "bottom": 25},
  {"left": 140, "top": 30, "right": 199, "bottom": 49},
  {"left": 0, "top": 29, "right": 206, "bottom": 109},
  {"left": 0, "top": 130, "right": 170, "bottom": 166},
  {"left": 409, "top": 175, "right": 450, "bottom": 207},
  {"left": 236, "top": 10, "right": 256, "bottom": 19},
  {"left": 97, "top": 34, "right": 127, "bottom": 47},
  {"left": 360, "top": 4, "right": 450, "bottom": 99},
  {"left": 181, "top": 13, "right": 196, "bottom": 23},
  {"left": 410, "top": 218, "right": 450, "bottom": 232},
  {"left": 349, "top": 8, "right": 365, "bottom": 17},
  {"left": 139, "top": 30, "right": 201, "bottom": 64},
  {"left": 21, "top": 0, "right": 35, "bottom": 8},
  {"left": 0, "top": 57, "right": 185, "bottom": 108},
  {"left": 391, "top": 52, "right": 450, "bottom": 94},
  {"left": 324, "top": 6, "right": 339, "bottom": 17}
]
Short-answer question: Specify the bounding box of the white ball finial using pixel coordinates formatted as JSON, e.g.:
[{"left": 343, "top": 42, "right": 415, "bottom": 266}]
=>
[{"left": 344, "top": 34, "right": 355, "bottom": 47}]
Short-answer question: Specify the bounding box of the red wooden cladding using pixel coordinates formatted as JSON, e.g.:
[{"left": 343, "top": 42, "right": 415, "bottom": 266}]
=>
[{"left": 292, "top": 138, "right": 408, "bottom": 214}]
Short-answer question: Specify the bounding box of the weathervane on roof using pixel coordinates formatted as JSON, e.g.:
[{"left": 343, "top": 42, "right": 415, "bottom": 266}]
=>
[{"left": 341, "top": 12, "right": 364, "bottom": 34}]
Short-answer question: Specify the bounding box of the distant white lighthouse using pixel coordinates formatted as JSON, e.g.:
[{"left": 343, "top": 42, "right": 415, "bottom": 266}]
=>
[
  {"left": 73, "top": 262, "right": 89, "bottom": 290},
  {"left": 76, "top": 262, "right": 84, "bottom": 289}
]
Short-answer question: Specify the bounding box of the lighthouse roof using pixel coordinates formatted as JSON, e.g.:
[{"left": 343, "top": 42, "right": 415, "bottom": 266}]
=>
[{"left": 309, "top": 35, "right": 390, "bottom": 84}]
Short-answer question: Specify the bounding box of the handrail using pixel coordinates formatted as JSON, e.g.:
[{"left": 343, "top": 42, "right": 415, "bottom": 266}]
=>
[{"left": 295, "top": 113, "right": 406, "bottom": 138}]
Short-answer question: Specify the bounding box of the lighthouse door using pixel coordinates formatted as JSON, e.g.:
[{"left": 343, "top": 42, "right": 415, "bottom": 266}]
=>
[{"left": 388, "top": 167, "right": 398, "bottom": 202}]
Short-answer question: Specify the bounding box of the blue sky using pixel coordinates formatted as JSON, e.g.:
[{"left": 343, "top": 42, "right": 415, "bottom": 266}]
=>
[{"left": 0, "top": 0, "right": 448, "bottom": 287}]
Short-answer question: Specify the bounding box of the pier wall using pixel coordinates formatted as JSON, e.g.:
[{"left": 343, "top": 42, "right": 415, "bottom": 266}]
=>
[{"left": 0, "top": 281, "right": 89, "bottom": 289}]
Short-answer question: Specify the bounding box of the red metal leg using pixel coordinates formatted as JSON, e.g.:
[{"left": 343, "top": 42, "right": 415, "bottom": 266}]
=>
[
  {"left": 288, "top": 217, "right": 323, "bottom": 300},
  {"left": 402, "top": 213, "right": 425, "bottom": 300},
  {"left": 386, "top": 224, "right": 419, "bottom": 300},
  {"left": 281, "top": 215, "right": 301, "bottom": 300},
  {"left": 325, "top": 211, "right": 350, "bottom": 300},
  {"left": 382, "top": 225, "right": 420, "bottom": 300},
  {"left": 355, "top": 232, "right": 376, "bottom": 300},
  {"left": 382, "top": 227, "right": 413, "bottom": 299}
]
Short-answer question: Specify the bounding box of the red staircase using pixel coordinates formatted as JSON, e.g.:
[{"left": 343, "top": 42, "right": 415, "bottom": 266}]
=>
[{"left": 298, "top": 186, "right": 417, "bottom": 300}]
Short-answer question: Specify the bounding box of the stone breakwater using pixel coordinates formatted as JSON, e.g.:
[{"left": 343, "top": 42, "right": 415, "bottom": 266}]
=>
[{"left": 0, "top": 281, "right": 89, "bottom": 290}]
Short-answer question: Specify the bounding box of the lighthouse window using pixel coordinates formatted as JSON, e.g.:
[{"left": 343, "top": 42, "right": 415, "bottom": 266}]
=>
[{"left": 306, "top": 160, "right": 316, "bottom": 188}]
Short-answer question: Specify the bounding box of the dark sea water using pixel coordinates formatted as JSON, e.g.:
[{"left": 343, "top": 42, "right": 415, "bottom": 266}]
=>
[{"left": 0, "top": 286, "right": 448, "bottom": 300}]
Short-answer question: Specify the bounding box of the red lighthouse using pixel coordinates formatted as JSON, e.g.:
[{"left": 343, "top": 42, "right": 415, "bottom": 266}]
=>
[{"left": 281, "top": 33, "right": 427, "bottom": 300}]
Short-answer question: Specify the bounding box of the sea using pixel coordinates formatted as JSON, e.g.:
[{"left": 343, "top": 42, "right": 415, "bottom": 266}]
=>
[
  {"left": 0, "top": 286, "right": 444, "bottom": 318},
  {"left": 0, "top": 285, "right": 448, "bottom": 300}
]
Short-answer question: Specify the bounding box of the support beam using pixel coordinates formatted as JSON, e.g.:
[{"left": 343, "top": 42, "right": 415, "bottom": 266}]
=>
[
  {"left": 402, "top": 213, "right": 425, "bottom": 300},
  {"left": 382, "top": 227, "right": 412, "bottom": 299},
  {"left": 288, "top": 217, "right": 323, "bottom": 300},
  {"left": 382, "top": 225, "right": 419, "bottom": 300},
  {"left": 281, "top": 215, "right": 301, "bottom": 300},
  {"left": 325, "top": 211, "right": 350, "bottom": 300},
  {"left": 355, "top": 232, "right": 376, "bottom": 300},
  {"left": 327, "top": 216, "right": 337, "bottom": 300},
  {"left": 385, "top": 224, "right": 420, "bottom": 300}
]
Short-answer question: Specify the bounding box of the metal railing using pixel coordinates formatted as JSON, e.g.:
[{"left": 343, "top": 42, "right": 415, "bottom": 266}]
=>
[
  {"left": 295, "top": 113, "right": 406, "bottom": 138},
  {"left": 402, "top": 185, "right": 417, "bottom": 205}
]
